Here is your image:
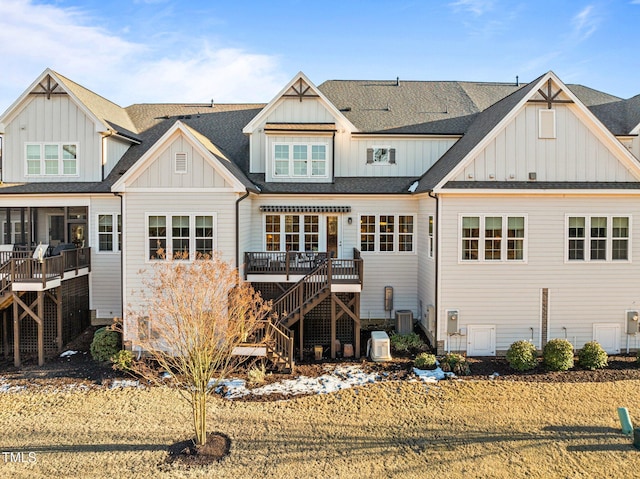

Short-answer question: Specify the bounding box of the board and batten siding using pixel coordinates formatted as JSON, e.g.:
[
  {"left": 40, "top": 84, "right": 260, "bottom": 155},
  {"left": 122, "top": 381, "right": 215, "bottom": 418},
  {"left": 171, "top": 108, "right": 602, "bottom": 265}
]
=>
[
  {"left": 89, "top": 195, "right": 122, "bottom": 319},
  {"left": 2, "top": 95, "right": 101, "bottom": 182},
  {"left": 438, "top": 194, "right": 640, "bottom": 354},
  {"left": 128, "top": 134, "right": 232, "bottom": 189},
  {"left": 104, "top": 137, "right": 131, "bottom": 179},
  {"left": 335, "top": 136, "right": 456, "bottom": 177},
  {"left": 247, "top": 195, "right": 420, "bottom": 319},
  {"left": 122, "top": 191, "right": 239, "bottom": 343},
  {"left": 456, "top": 105, "right": 637, "bottom": 183}
]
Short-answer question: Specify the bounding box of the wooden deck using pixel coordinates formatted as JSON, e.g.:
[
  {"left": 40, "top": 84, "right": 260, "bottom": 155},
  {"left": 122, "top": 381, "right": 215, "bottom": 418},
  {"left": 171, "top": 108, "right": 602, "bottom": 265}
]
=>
[{"left": 0, "top": 247, "right": 92, "bottom": 366}]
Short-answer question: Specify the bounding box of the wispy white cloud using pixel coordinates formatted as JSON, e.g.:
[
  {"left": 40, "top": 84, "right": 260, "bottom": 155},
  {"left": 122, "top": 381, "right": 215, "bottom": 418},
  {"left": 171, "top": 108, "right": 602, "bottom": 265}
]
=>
[
  {"left": 449, "top": 0, "right": 495, "bottom": 15},
  {"left": 571, "top": 5, "right": 600, "bottom": 41},
  {"left": 0, "top": 0, "right": 286, "bottom": 111}
]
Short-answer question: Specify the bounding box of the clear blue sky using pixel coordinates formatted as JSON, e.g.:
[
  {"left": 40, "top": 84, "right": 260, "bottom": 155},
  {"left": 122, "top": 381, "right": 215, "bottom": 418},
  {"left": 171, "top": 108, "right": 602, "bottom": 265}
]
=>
[{"left": 1, "top": 0, "right": 640, "bottom": 113}]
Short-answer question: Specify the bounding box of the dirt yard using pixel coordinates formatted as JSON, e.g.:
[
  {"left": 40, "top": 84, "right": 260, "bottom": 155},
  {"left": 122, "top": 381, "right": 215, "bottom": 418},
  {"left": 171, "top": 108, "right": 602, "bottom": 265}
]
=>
[{"left": 0, "top": 329, "right": 639, "bottom": 478}]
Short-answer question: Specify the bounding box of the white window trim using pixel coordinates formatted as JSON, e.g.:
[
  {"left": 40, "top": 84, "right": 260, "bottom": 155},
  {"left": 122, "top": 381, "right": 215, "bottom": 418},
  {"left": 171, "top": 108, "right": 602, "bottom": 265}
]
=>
[
  {"left": 145, "top": 213, "right": 217, "bottom": 262},
  {"left": 271, "top": 141, "right": 330, "bottom": 179},
  {"left": 96, "top": 213, "right": 121, "bottom": 254},
  {"left": 564, "top": 214, "right": 632, "bottom": 263},
  {"left": 358, "top": 213, "right": 417, "bottom": 254},
  {"left": 262, "top": 213, "right": 323, "bottom": 252},
  {"left": 458, "top": 214, "right": 528, "bottom": 263},
  {"left": 24, "top": 142, "right": 79, "bottom": 177}
]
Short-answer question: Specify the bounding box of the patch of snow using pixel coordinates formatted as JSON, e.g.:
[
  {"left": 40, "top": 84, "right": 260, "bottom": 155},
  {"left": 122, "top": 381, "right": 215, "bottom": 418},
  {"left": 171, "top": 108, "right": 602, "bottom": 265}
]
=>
[
  {"left": 0, "top": 382, "right": 26, "bottom": 393},
  {"left": 109, "top": 379, "right": 141, "bottom": 389},
  {"left": 215, "top": 365, "right": 381, "bottom": 399},
  {"left": 59, "top": 350, "right": 78, "bottom": 358},
  {"left": 413, "top": 367, "right": 455, "bottom": 383}
]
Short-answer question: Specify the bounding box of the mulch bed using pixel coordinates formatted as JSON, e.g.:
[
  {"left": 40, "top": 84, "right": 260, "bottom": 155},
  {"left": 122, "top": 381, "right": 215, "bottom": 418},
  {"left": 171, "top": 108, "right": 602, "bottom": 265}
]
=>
[{"left": 166, "top": 432, "right": 231, "bottom": 466}]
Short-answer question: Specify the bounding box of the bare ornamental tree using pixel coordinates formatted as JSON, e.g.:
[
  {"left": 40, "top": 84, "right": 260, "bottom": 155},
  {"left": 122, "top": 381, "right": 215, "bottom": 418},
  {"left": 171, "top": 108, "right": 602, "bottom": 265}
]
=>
[{"left": 126, "top": 252, "right": 271, "bottom": 446}]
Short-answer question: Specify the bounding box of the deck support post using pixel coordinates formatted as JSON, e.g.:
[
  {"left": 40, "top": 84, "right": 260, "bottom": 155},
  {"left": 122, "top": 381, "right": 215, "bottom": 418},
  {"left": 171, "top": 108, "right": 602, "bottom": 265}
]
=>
[
  {"left": 330, "top": 293, "right": 337, "bottom": 359},
  {"left": 12, "top": 293, "right": 20, "bottom": 367},
  {"left": 355, "top": 292, "right": 361, "bottom": 359},
  {"left": 299, "top": 283, "right": 305, "bottom": 361},
  {"left": 37, "top": 291, "right": 44, "bottom": 366}
]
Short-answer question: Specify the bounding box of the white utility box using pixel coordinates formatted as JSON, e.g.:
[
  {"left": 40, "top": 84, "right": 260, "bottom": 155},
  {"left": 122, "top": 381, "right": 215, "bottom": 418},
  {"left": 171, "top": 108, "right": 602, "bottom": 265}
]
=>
[{"left": 369, "top": 331, "right": 392, "bottom": 362}]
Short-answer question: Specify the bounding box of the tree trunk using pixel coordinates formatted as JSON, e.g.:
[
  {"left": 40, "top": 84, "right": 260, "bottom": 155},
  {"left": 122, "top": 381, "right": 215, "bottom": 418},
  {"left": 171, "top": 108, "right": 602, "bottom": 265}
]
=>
[{"left": 192, "top": 390, "right": 208, "bottom": 446}]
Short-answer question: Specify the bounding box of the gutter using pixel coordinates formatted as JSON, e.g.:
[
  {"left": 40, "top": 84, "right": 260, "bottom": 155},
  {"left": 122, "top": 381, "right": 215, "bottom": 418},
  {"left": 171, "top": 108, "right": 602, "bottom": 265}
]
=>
[
  {"left": 235, "top": 189, "right": 250, "bottom": 272},
  {"left": 428, "top": 190, "right": 439, "bottom": 351}
]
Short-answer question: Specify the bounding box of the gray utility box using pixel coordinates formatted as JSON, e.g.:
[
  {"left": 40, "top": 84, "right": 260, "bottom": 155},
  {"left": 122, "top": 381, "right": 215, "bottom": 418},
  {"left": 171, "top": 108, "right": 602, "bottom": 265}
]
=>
[{"left": 395, "top": 310, "right": 414, "bottom": 335}]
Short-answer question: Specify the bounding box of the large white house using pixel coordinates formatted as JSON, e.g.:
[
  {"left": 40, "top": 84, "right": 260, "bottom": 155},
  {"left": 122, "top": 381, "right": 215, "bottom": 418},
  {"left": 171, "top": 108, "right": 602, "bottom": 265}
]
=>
[{"left": 1, "top": 68, "right": 640, "bottom": 366}]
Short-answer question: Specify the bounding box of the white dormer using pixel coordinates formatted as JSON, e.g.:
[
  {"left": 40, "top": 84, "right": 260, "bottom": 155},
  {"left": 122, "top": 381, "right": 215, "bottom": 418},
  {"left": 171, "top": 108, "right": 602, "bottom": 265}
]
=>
[{"left": 243, "top": 72, "right": 356, "bottom": 181}]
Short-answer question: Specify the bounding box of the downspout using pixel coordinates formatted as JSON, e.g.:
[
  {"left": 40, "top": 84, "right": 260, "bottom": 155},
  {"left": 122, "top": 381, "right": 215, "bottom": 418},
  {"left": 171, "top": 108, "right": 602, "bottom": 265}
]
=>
[
  {"left": 235, "top": 189, "right": 250, "bottom": 274},
  {"left": 428, "top": 191, "right": 439, "bottom": 353}
]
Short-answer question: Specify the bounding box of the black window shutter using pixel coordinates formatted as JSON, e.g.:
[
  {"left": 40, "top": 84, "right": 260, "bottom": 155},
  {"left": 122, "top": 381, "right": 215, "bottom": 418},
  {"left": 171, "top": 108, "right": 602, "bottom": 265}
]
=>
[
  {"left": 366, "top": 148, "right": 373, "bottom": 164},
  {"left": 389, "top": 148, "right": 396, "bottom": 164}
]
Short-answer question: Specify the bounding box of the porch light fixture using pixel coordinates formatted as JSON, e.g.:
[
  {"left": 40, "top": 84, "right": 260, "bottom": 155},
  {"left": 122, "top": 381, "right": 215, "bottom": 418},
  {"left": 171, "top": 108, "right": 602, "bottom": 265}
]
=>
[{"left": 348, "top": 217, "right": 353, "bottom": 225}]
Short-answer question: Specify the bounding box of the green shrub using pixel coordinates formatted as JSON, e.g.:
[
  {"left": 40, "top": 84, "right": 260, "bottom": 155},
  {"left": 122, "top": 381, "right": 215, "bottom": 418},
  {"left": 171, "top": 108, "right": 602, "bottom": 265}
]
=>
[
  {"left": 414, "top": 352, "right": 437, "bottom": 370},
  {"left": 578, "top": 341, "right": 608, "bottom": 370},
  {"left": 390, "top": 333, "right": 425, "bottom": 352},
  {"left": 506, "top": 340, "right": 538, "bottom": 372},
  {"left": 111, "top": 349, "right": 134, "bottom": 371},
  {"left": 440, "top": 353, "right": 470, "bottom": 376},
  {"left": 543, "top": 338, "right": 574, "bottom": 371},
  {"left": 90, "top": 327, "right": 120, "bottom": 362}
]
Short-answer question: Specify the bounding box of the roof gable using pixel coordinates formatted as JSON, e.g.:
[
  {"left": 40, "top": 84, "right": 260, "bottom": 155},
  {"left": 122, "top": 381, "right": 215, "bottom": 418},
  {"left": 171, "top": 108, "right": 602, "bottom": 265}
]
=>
[
  {"left": 0, "top": 69, "right": 137, "bottom": 139},
  {"left": 112, "top": 121, "right": 249, "bottom": 192},
  {"left": 417, "top": 72, "right": 640, "bottom": 192},
  {"left": 242, "top": 72, "right": 357, "bottom": 134}
]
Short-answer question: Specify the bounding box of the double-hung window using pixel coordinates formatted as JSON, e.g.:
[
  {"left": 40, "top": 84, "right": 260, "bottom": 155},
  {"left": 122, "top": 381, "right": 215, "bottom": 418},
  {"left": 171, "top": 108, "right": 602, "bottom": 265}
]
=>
[
  {"left": 460, "top": 215, "right": 526, "bottom": 262},
  {"left": 359, "top": 214, "right": 415, "bottom": 253},
  {"left": 272, "top": 142, "right": 327, "bottom": 178},
  {"left": 567, "top": 215, "right": 630, "bottom": 261},
  {"left": 25, "top": 143, "right": 78, "bottom": 176},
  {"left": 98, "top": 214, "right": 121, "bottom": 252},
  {"left": 147, "top": 214, "right": 215, "bottom": 260}
]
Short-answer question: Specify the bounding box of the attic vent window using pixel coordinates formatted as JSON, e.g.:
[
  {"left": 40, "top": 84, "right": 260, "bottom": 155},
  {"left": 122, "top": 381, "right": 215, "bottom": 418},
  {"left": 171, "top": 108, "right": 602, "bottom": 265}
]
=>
[
  {"left": 538, "top": 109, "right": 556, "bottom": 139},
  {"left": 175, "top": 153, "right": 188, "bottom": 174},
  {"left": 367, "top": 147, "right": 396, "bottom": 165}
]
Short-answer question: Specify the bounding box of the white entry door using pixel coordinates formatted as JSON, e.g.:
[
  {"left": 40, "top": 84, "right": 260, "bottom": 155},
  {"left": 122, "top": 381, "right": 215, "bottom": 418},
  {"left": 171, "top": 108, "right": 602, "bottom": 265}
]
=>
[
  {"left": 467, "top": 325, "right": 496, "bottom": 356},
  {"left": 593, "top": 323, "right": 621, "bottom": 354}
]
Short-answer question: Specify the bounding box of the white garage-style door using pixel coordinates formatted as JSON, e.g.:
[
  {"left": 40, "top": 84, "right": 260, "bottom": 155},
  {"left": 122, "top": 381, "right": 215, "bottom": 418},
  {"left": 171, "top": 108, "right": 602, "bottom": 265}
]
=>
[
  {"left": 593, "top": 323, "right": 621, "bottom": 354},
  {"left": 467, "top": 325, "right": 496, "bottom": 356}
]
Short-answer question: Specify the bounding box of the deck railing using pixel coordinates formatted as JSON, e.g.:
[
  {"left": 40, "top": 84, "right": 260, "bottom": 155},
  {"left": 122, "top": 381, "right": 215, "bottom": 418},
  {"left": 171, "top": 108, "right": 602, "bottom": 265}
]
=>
[
  {"left": 244, "top": 251, "right": 330, "bottom": 280},
  {"left": 1, "top": 247, "right": 91, "bottom": 290}
]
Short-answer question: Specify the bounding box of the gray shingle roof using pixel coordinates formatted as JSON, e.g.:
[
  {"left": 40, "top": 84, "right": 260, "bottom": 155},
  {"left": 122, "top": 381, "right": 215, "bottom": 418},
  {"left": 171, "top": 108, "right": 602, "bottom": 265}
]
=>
[
  {"left": 444, "top": 181, "right": 640, "bottom": 190},
  {"left": 415, "top": 75, "right": 545, "bottom": 192},
  {"left": 3, "top": 71, "right": 638, "bottom": 197},
  {"left": 54, "top": 71, "right": 138, "bottom": 135},
  {"left": 247, "top": 175, "right": 418, "bottom": 194}
]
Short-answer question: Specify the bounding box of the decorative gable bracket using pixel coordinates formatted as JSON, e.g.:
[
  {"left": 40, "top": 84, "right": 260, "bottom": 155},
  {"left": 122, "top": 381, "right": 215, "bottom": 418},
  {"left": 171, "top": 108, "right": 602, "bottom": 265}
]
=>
[
  {"left": 31, "top": 74, "right": 67, "bottom": 100},
  {"left": 282, "top": 78, "right": 320, "bottom": 102},
  {"left": 528, "top": 79, "right": 573, "bottom": 109}
]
